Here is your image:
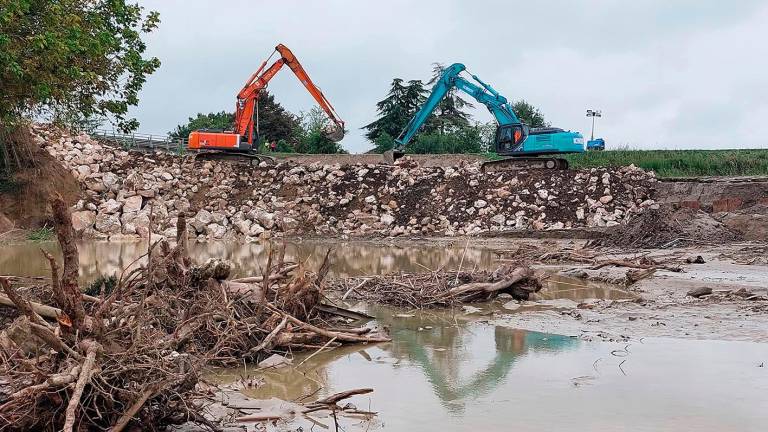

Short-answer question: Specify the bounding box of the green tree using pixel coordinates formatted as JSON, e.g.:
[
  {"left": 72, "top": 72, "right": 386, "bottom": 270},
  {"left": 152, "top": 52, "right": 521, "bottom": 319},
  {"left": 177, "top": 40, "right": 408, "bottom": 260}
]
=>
[
  {"left": 0, "top": 0, "right": 159, "bottom": 175},
  {"left": 363, "top": 78, "right": 409, "bottom": 143},
  {"left": 512, "top": 100, "right": 549, "bottom": 128},
  {"left": 363, "top": 78, "right": 429, "bottom": 148},
  {"left": 170, "top": 91, "right": 301, "bottom": 143},
  {"left": 0, "top": 0, "right": 160, "bottom": 131},
  {"left": 425, "top": 63, "right": 474, "bottom": 134},
  {"left": 252, "top": 90, "right": 302, "bottom": 144},
  {"left": 295, "top": 106, "right": 346, "bottom": 154},
  {"left": 373, "top": 131, "right": 396, "bottom": 153},
  {"left": 409, "top": 127, "right": 483, "bottom": 154},
  {"left": 169, "top": 111, "right": 234, "bottom": 140}
]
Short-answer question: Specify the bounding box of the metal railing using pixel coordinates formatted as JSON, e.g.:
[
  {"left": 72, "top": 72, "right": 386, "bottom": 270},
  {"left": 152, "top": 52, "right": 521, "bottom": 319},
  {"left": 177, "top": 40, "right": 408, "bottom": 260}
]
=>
[{"left": 92, "top": 129, "right": 189, "bottom": 154}]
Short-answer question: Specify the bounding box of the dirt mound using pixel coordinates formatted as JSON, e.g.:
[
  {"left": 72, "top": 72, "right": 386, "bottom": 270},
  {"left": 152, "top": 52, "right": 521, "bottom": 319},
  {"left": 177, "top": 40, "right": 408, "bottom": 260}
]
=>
[
  {"left": 0, "top": 125, "right": 81, "bottom": 231},
  {"left": 718, "top": 204, "right": 768, "bottom": 241},
  {"left": 600, "top": 207, "right": 741, "bottom": 248}
]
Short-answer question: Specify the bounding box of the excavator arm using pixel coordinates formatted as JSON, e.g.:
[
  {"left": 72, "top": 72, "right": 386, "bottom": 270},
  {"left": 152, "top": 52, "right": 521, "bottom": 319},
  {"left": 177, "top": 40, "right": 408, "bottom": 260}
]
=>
[
  {"left": 394, "top": 63, "right": 526, "bottom": 152},
  {"left": 234, "top": 44, "right": 345, "bottom": 145}
]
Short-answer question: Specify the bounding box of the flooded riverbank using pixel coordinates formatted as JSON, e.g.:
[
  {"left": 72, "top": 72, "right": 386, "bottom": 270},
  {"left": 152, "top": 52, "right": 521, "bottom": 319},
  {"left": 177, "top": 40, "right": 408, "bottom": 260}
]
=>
[{"left": 212, "top": 305, "right": 768, "bottom": 431}]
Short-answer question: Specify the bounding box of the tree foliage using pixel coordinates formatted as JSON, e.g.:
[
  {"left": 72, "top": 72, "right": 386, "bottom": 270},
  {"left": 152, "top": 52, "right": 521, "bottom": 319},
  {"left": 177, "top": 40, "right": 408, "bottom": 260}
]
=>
[
  {"left": 425, "top": 63, "right": 474, "bottom": 134},
  {"left": 169, "top": 91, "right": 301, "bottom": 144},
  {"left": 362, "top": 78, "right": 429, "bottom": 146},
  {"left": 408, "top": 128, "right": 483, "bottom": 154},
  {"left": 0, "top": 0, "right": 161, "bottom": 131},
  {"left": 169, "top": 111, "right": 234, "bottom": 140},
  {"left": 294, "top": 106, "right": 346, "bottom": 154},
  {"left": 512, "top": 100, "right": 549, "bottom": 128},
  {"left": 362, "top": 78, "right": 409, "bottom": 143},
  {"left": 251, "top": 91, "right": 302, "bottom": 144}
]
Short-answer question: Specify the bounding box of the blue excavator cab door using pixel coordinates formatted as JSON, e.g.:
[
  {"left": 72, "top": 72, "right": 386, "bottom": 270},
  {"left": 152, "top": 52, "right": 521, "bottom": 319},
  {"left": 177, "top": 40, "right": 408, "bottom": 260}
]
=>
[{"left": 495, "top": 124, "right": 528, "bottom": 153}]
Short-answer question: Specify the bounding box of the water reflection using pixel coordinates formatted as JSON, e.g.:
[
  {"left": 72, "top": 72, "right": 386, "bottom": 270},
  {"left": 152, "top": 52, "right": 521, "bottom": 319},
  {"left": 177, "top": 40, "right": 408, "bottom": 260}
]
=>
[
  {"left": 0, "top": 240, "right": 500, "bottom": 282},
  {"left": 369, "top": 305, "right": 578, "bottom": 411},
  {"left": 219, "top": 305, "right": 578, "bottom": 412},
  {"left": 213, "top": 308, "right": 768, "bottom": 432}
]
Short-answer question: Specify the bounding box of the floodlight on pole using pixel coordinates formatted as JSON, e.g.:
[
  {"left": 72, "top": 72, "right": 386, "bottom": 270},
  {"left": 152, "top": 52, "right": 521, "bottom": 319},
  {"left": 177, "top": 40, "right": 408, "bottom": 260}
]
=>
[{"left": 586, "top": 109, "right": 602, "bottom": 140}]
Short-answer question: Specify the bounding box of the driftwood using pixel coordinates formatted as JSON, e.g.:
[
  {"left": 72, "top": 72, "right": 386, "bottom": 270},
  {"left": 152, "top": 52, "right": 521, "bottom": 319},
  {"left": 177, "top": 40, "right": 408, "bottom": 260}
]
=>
[
  {"left": 439, "top": 266, "right": 535, "bottom": 301},
  {"left": 0, "top": 199, "right": 386, "bottom": 431},
  {"left": 0, "top": 292, "right": 62, "bottom": 319},
  {"left": 236, "top": 388, "right": 375, "bottom": 422},
  {"left": 590, "top": 259, "right": 682, "bottom": 272},
  {"left": 330, "top": 264, "right": 542, "bottom": 307}
]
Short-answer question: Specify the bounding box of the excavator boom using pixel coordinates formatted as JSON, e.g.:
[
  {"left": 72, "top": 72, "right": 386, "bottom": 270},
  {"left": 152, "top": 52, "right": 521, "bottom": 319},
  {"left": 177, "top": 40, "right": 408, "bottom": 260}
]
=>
[{"left": 275, "top": 45, "right": 345, "bottom": 141}]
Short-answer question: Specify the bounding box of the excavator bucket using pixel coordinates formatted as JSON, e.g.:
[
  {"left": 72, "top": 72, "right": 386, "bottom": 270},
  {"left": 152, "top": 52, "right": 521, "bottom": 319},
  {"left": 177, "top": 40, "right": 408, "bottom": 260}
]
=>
[
  {"left": 323, "top": 125, "right": 345, "bottom": 142},
  {"left": 382, "top": 149, "right": 405, "bottom": 164}
]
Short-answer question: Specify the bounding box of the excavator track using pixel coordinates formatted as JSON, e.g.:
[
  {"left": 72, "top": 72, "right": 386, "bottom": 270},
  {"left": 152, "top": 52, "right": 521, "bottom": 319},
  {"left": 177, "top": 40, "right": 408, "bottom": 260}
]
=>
[
  {"left": 481, "top": 157, "right": 569, "bottom": 173},
  {"left": 194, "top": 151, "right": 276, "bottom": 166}
]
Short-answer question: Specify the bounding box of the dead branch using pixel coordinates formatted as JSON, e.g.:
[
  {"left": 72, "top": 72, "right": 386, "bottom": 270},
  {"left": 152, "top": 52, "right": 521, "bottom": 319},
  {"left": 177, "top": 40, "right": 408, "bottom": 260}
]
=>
[
  {"left": 267, "top": 305, "right": 390, "bottom": 343},
  {"left": 247, "top": 316, "right": 288, "bottom": 356},
  {"left": 63, "top": 340, "right": 100, "bottom": 432},
  {"left": 590, "top": 259, "right": 682, "bottom": 272},
  {"left": 314, "top": 388, "right": 373, "bottom": 406},
  {"left": 40, "top": 249, "right": 64, "bottom": 306},
  {"left": 110, "top": 384, "right": 162, "bottom": 432},
  {"left": 439, "top": 266, "right": 536, "bottom": 301},
  {"left": 0, "top": 278, "right": 51, "bottom": 326}
]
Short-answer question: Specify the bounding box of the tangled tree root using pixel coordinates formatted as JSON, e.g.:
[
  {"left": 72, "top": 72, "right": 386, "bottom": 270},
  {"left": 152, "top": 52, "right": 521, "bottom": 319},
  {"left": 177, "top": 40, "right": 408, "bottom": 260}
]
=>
[{"left": 0, "top": 198, "right": 388, "bottom": 431}]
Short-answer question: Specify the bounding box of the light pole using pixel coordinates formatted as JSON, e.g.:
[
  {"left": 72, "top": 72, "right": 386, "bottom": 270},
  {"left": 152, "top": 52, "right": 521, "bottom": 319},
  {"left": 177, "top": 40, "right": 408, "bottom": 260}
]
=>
[{"left": 586, "top": 109, "right": 601, "bottom": 140}]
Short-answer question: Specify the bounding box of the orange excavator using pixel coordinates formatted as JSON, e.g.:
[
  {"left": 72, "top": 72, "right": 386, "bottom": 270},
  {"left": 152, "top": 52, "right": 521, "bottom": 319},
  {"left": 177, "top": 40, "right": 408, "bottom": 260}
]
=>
[{"left": 188, "top": 44, "right": 345, "bottom": 163}]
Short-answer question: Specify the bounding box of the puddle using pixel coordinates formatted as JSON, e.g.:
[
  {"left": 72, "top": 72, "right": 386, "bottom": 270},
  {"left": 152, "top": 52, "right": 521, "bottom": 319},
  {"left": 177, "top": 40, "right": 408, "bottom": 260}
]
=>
[
  {"left": 0, "top": 239, "right": 502, "bottom": 283},
  {"left": 212, "top": 305, "right": 768, "bottom": 431}
]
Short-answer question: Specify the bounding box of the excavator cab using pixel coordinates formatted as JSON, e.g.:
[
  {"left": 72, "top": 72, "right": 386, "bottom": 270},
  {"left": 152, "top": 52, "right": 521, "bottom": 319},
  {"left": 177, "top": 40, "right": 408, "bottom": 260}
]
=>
[{"left": 495, "top": 124, "right": 528, "bottom": 153}]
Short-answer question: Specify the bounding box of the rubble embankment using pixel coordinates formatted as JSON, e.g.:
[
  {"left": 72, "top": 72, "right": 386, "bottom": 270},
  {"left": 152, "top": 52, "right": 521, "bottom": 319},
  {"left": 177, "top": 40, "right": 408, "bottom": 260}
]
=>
[{"left": 38, "top": 127, "right": 659, "bottom": 241}]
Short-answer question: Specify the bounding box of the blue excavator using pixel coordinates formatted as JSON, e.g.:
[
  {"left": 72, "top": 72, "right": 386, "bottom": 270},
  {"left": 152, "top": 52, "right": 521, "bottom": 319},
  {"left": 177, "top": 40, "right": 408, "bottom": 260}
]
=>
[{"left": 390, "top": 63, "right": 584, "bottom": 171}]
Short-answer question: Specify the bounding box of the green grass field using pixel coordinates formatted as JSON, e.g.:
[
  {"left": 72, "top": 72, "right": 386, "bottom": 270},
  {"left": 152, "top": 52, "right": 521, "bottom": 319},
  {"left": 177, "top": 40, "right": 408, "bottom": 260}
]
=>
[{"left": 562, "top": 149, "right": 768, "bottom": 178}]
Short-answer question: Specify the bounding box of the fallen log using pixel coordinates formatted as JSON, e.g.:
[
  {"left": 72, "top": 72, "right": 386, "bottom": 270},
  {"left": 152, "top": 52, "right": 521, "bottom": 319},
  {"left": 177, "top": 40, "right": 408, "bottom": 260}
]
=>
[
  {"left": 439, "top": 266, "right": 537, "bottom": 301},
  {"left": 0, "top": 292, "right": 62, "bottom": 320},
  {"left": 267, "top": 305, "right": 391, "bottom": 343}
]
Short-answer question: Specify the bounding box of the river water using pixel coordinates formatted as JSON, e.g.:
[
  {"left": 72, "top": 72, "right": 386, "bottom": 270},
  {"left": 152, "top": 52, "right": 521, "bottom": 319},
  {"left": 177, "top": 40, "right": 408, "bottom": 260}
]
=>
[
  {"left": 0, "top": 239, "right": 503, "bottom": 282},
  {"left": 214, "top": 304, "right": 768, "bottom": 432},
  {"left": 2, "top": 240, "right": 767, "bottom": 430}
]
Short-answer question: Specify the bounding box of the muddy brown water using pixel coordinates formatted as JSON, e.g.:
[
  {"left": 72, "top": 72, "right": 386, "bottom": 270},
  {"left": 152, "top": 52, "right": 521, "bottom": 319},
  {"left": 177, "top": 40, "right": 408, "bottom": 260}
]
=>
[
  {"left": 0, "top": 240, "right": 633, "bottom": 303},
  {"left": 1, "top": 241, "right": 766, "bottom": 430},
  {"left": 212, "top": 304, "right": 768, "bottom": 431},
  {"left": 0, "top": 239, "right": 503, "bottom": 283}
]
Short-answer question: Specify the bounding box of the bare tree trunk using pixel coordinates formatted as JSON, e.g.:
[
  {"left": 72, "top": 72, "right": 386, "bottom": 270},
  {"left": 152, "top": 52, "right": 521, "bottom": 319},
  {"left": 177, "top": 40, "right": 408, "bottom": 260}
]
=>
[{"left": 50, "top": 197, "right": 86, "bottom": 330}]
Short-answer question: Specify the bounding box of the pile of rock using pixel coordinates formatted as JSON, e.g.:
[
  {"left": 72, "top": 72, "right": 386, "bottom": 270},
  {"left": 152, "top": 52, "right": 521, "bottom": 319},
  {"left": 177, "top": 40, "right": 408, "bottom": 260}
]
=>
[{"left": 38, "top": 127, "right": 658, "bottom": 241}]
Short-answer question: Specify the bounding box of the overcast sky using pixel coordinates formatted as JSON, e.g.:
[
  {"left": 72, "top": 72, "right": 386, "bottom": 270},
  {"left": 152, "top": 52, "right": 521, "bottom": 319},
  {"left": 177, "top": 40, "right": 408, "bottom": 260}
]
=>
[{"left": 130, "top": 0, "right": 768, "bottom": 153}]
